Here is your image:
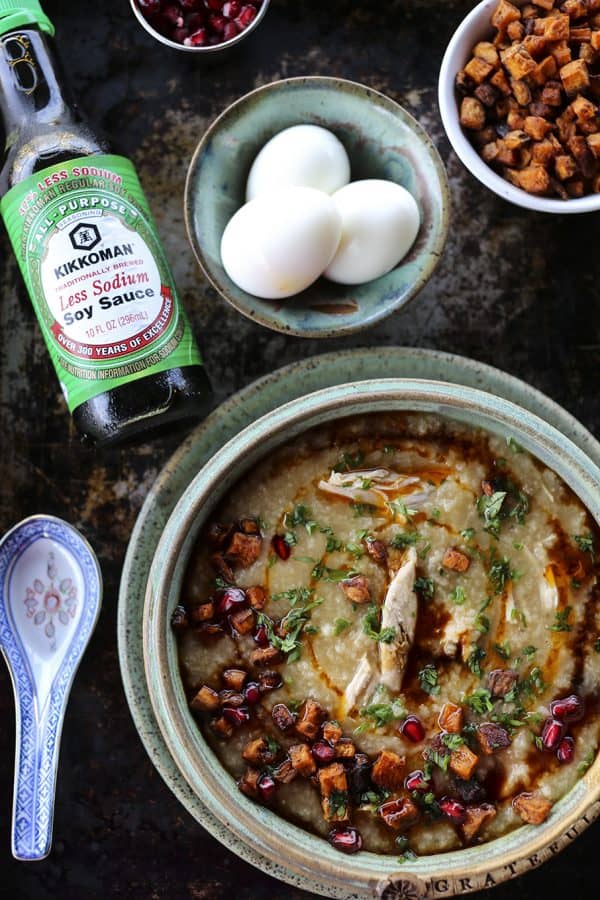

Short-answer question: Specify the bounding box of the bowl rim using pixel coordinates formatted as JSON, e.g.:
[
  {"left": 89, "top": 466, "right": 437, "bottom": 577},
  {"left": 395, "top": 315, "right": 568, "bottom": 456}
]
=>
[
  {"left": 184, "top": 75, "right": 451, "bottom": 338},
  {"left": 144, "top": 377, "right": 600, "bottom": 898},
  {"left": 438, "top": 0, "right": 600, "bottom": 215},
  {"left": 128, "top": 0, "right": 270, "bottom": 53}
]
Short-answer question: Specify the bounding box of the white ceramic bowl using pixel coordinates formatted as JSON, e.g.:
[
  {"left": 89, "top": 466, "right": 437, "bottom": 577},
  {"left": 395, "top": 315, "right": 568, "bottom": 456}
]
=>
[{"left": 438, "top": 0, "right": 600, "bottom": 214}]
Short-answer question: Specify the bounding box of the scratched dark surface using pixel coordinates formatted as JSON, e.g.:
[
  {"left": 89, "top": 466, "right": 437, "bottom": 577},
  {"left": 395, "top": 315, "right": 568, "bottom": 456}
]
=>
[{"left": 0, "top": 0, "right": 599, "bottom": 898}]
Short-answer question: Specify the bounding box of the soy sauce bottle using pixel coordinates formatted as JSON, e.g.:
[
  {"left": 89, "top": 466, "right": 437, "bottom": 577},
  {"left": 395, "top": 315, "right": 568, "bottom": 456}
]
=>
[{"left": 0, "top": 1, "right": 212, "bottom": 443}]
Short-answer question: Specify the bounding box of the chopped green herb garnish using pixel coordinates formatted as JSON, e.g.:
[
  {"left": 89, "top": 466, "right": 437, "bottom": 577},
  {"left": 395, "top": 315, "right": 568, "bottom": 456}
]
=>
[
  {"left": 574, "top": 533, "right": 595, "bottom": 562},
  {"left": 267, "top": 554, "right": 277, "bottom": 568},
  {"left": 464, "top": 688, "right": 494, "bottom": 715},
  {"left": 333, "top": 451, "right": 365, "bottom": 473},
  {"left": 466, "top": 646, "right": 486, "bottom": 677},
  {"left": 507, "top": 436, "right": 524, "bottom": 453},
  {"left": 493, "top": 640, "right": 511, "bottom": 660},
  {"left": 334, "top": 618, "right": 351, "bottom": 635},
  {"left": 513, "top": 541, "right": 524, "bottom": 551},
  {"left": 441, "top": 733, "right": 465, "bottom": 750},
  {"left": 477, "top": 491, "right": 507, "bottom": 537},
  {"left": 423, "top": 749, "right": 449, "bottom": 773},
  {"left": 460, "top": 528, "right": 476, "bottom": 542},
  {"left": 312, "top": 563, "right": 359, "bottom": 583},
  {"left": 418, "top": 663, "right": 440, "bottom": 696},
  {"left": 430, "top": 507, "right": 441, "bottom": 520},
  {"left": 351, "top": 501, "right": 378, "bottom": 517},
  {"left": 362, "top": 604, "right": 396, "bottom": 643},
  {"left": 387, "top": 498, "right": 417, "bottom": 522},
  {"left": 329, "top": 790, "right": 349, "bottom": 818},
  {"left": 577, "top": 747, "right": 597, "bottom": 774},
  {"left": 303, "top": 624, "right": 319, "bottom": 635},
  {"left": 357, "top": 697, "right": 407, "bottom": 731},
  {"left": 414, "top": 576, "right": 435, "bottom": 601},
  {"left": 257, "top": 597, "right": 322, "bottom": 660},
  {"left": 523, "top": 645, "right": 537, "bottom": 660},
  {"left": 395, "top": 835, "right": 418, "bottom": 862},
  {"left": 345, "top": 541, "right": 365, "bottom": 559},
  {"left": 594, "top": 637, "right": 600, "bottom": 653},
  {"left": 475, "top": 613, "right": 490, "bottom": 635},
  {"left": 283, "top": 530, "right": 298, "bottom": 547},
  {"left": 390, "top": 530, "right": 420, "bottom": 549},
  {"left": 265, "top": 736, "right": 280, "bottom": 755},
  {"left": 325, "top": 534, "right": 343, "bottom": 553},
  {"left": 510, "top": 607, "right": 527, "bottom": 627},
  {"left": 488, "top": 553, "right": 516, "bottom": 594},
  {"left": 532, "top": 734, "right": 544, "bottom": 751},
  {"left": 449, "top": 585, "right": 467, "bottom": 605},
  {"left": 285, "top": 504, "right": 318, "bottom": 534},
  {"left": 272, "top": 586, "right": 313, "bottom": 605},
  {"left": 418, "top": 541, "right": 431, "bottom": 560},
  {"left": 550, "top": 606, "right": 573, "bottom": 632}
]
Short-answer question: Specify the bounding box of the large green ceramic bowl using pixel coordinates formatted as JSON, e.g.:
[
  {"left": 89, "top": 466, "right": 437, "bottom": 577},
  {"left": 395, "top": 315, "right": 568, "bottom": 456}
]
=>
[
  {"left": 143, "top": 378, "right": 600, "bottom": 900},
  {"left": 184, "top": 77, "right": 450, "bottom": 337}
]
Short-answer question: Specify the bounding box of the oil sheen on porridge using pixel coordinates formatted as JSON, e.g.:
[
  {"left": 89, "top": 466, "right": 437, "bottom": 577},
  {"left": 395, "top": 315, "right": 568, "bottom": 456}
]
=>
[{"left": 174, "top": 413, "right": 600, "bottom": 856}]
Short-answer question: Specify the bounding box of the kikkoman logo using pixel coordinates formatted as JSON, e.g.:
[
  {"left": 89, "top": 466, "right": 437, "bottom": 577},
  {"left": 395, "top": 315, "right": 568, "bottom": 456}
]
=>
[{"left": 69, "top": 223, "right": 101, "bottom": 252}]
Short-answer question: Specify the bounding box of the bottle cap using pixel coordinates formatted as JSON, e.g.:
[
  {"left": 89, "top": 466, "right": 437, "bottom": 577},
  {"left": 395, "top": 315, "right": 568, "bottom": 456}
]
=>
[{"left": 0, "top": 0, "right": 54, "bottom": 37}]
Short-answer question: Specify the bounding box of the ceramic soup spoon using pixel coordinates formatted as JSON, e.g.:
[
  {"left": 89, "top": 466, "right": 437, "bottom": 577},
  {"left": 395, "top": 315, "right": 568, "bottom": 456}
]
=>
[{"left": 0, "top": 515, "right": 102, "bottom": 860}]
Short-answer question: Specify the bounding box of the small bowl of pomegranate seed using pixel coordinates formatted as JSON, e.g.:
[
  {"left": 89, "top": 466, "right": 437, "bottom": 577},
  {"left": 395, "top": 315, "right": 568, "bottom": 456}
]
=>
[{"left": 130, "top": 0, "right": 269, "bottom": 56}]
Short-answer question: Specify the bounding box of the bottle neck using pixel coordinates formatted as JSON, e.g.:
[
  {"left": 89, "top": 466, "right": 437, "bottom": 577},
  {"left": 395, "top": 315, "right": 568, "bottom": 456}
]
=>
[{"left": 0, "top": 26, "right": 75, "bottom": 136}]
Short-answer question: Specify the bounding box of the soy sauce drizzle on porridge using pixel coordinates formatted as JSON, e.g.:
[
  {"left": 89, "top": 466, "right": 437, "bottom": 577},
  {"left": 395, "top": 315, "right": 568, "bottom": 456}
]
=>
[{"left": 174, "top": 414, "right": 600, "bottom": 857}]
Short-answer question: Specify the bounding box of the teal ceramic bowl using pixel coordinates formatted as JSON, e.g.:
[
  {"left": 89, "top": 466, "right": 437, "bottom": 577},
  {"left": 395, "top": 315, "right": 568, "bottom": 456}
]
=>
[
  {"left": 144, "top": 378, "right": 600, "bottom": 899},
  {"left": 184, "top": 77, "right": 450, "bottom": 337}
]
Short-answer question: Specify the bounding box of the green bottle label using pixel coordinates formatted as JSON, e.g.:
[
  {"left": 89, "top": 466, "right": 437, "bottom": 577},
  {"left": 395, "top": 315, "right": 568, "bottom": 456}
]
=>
[{"left": 0, "top": 153, "right": 202, "bottom": 412}]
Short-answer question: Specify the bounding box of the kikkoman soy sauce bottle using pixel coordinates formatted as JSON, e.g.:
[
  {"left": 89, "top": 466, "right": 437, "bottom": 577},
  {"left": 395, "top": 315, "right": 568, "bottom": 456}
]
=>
[{"left": 0, "top": 0, "right": 212, "bottom": 443}]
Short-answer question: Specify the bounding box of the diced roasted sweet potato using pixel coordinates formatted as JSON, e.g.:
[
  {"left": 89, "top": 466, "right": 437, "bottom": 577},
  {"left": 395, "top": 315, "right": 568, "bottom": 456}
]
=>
[
  {"left": 371, "top": 750, "right": 406, "bottom": 790},
  {"left": 571, "top": 93, "right": 597, "bottom": 122},
  {"left": 523, "top": 34, "right": 547, "bottom": 58},
  {"left": 474, "top": 40, "right": 500, "bottom": 65},
  {"left": 482, "top": 141, "right": 501, "bottom": 162},
  {"left": 318, "top": 763, "right": 349, "bottom": 821},
  {"left": 462, "top": 804, "right": 497, "bottom": 842},
  {"left": 560, "top": 58, "right": 590, "bottom": 94},
  {"left": 592, "top": 30, "right": 600, "bottom": 50},
  {"left": 250, "top": 645, "right": 283, "bottom": 667},
  {"left": 295, "top": 698, "right": 326, "bottom": 740},
  {"left": 456, "top": 69, "right": 476, "bottom": 95},
  {"left": 507, "top": 108, "right": 527, "bottom": 130},
  {"left": 450, "top": 745, "right": 480, "bottom": 780},
  {"left": 465, "top": 56, "right": 495, "bottom": 84},
  {"left": 189, "top": 601, "right": 215, "bottom": 624},
  {"left": 475, "top": 82, "right": 501, "bottom": 107},
  {"left": 524, "top": 115, "right": 553, "bottom": 139},
  {"left": 460, "top": 96, "right": 486, "bottom": 129},
  {"left": 242, "top": 736, "right": 279, "bottom": 766},
  {"left": 502, "top": 43, "right": 538, "bottom": 78},
  {"left": 190, "top": 684, "right": 220, "bottom": 712},
  {"left": 210, "top": 715, "right": 234, "bottom": 739},
  {"left": 230, "top": 606, "right": 256, "bottom": 635},
  {"left": 570, "top": 24, "right": 592, "bottom": 41},
  {"left": 533, "top": 54, "right": 558, "bottom": 83},
  {"left": 512, "top": 791, "right": 553, "bottom": 824},
  {"left": 511, "top": 78, "right": 533, "bottom": 106},
  {"left": 335, "top": 738, "right": 356, "bottom": 759},
  {"left": 289, "top": 742, "right": 317, "bottom": 776},
  {"left": 246, "top": 585, "right": 267, "bottom": 610},
  {"left": 438, "top": 701, "right": 464, "bottom": 733},
  {"left": 495, "top": 139, "right": 520, "bottom": 165},
  {"left": 340, "top": 574, "right": 371, "bottom": 604},
  {"left": 541, "top": 79, "right": 563, "bottom": 105},
  {"left": 238, "top": 766, "right": 260, "bottom": 798},
  {"left": 532, "top": 138, "right": 558, "bottom": 165},
  {"left": 587, "top": 132, "right": 600, "bottom": 157},
  {"left": 491, "top": 0, "right": 522, "bottom": 31},
  {"left": 378, "top": 796, "right": 420, "bottom": 831},
  {"left": 226, "top": 531, "right": 262, "bottom": 568},
  {"left": 488, "top": 668, "right": 519, "bottom": 697},
  {"left": 272, "top": 757, "right": 296, "bottom": 784},
  {"left": 210, "top": 552, "right": 234, "bottom": 583},
  {"left": 477, "top": 722, "right": 512, "bottom": 754},
  {"left": 532, "top": 0, "right": 555, "bottom": 9},
  {"left": 507, "top": 19, "right": 526, "bottom": 40},
  {"left": 566, "top": 176, "right": 585, "bottom": 196},
  {"left": 514, "top": 163, "right": 551, "bottom": 192},
  {"left": 538, "top": 13, "right": 570, "bottom": 40},
  {"left": 549, "top": 39, "right": 572, "bottom": 66},
  {"left": 491, "top": 67, "right": 512, "bottom": 94},
  {"left": 442, "top": 548, "right": 471, "bottom": 572},
  {"left": 561, "top": 0, "right": 587, "bottom": 17},
  {"left": 323, "top": 720, "right": 343, "bottom": 745},
  {"left": 222, "top": 668, "right": 248, "bottom": 691},
  {"left": 272, "top": 702, "right": 296, "bottom": 732},
  {"left": 568, "top": 134, "right": 597, "bottom": 175}
]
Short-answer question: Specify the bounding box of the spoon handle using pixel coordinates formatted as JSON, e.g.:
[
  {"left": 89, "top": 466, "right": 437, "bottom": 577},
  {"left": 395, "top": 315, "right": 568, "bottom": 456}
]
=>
[{"left": 12, "top": 691, "right": 61, "bottom": 861}]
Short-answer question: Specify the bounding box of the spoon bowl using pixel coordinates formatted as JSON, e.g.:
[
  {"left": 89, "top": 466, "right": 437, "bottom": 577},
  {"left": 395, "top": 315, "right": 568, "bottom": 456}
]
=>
[{"left": 0, "top": 515, "right": 102, "bottom": 861}]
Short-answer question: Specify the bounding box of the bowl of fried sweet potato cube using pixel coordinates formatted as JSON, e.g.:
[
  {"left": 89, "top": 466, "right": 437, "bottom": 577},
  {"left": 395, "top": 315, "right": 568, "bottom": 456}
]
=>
[{"left": 439, "top": 0, "right": 600, "bottom": 212}]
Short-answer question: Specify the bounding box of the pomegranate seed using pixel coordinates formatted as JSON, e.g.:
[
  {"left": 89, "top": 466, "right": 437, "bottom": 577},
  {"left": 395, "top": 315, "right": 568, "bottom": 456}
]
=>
[
  {"left": 550, "top": 694, "right": 585, "bottom": 723},
  {"left": 223, "top": 21, "right": 239, "bottom": 39},
  {"left": 172, "top": 27, "right": 189, "bottom": 41},
  {"left": 222, "top": 0, "right": 241, "bottom": 16},
  {"left": 328, "top": 826, "right": 363, "bottom": 854},
  {"left": 237, "top": 4, "right": 257, "bottom": 27},
  {"left": 208, "top": 13, "right": 227, "bottom": 32},
  {"left": 541, "top": 718, "right": 565, "bottom": 751},
  {"left": 254, "top": 623, "right": 269, "bottom": 646},
  {"left": 186, "top": 11, "right": 206, "bottom": 29},
  {"left": 204, "top": 0, "right": 224, "bottom": 9},
  {"left": 257, "top": 772, "right": 276, "bottom": 803},
  {"left": 312, "top": 741, "right": 336, "bottom": 766},
  {"left": 243, "top": 682, "right": 261, "bottom": 704},
  {"left": 439, "top": 796, "right": 467, "bottom": 825},
  {"left": 404, "top": 769, "right": 429, "bottom": 792},
  {"left": 181, "top": 0, "right": 202, "bottom": 8},
  {"left": 272, "top": 535, "right": 291, "bottom": 560},
  {"left": 162, "top": 3, "right": 183, "bottom": 25},
  {"left": 185, "top": 27, "right": 208, "bottom": 45},
  {"left": 216, "top": 587, "right": 246, "bottom": 616},
  {"left": 222, "top": 706, "right": 250, "bottom": 727},
  {"left": 556, "top": 736, "right": 575, "bottom": 763},
  {"left": 401, "top": 715, "right": 425, "bottom": 743}
]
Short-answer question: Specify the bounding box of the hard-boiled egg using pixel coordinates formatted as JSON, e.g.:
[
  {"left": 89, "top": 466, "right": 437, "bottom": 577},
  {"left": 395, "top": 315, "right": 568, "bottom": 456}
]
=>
[
  {"left": 246, "top": 125, "right": 351, "bottom": 201},
  {"left": 220, "top": 186, "right": 342, "bottom": 300},
  {"left": 324, "top": 179, "right": 420, "bottom": 285}
]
